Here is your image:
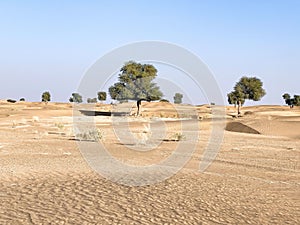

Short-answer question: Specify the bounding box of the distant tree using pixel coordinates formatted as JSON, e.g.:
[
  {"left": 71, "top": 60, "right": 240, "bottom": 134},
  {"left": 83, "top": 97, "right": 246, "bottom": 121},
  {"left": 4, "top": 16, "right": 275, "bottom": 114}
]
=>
[
  {"left": 69, "top": 93, "right": 83, "bottom": 103},
  {"left": 19, "top": 98, "right": 25, "bottom": 101},
  {"left": 109, "top": 61, "right": 163, "bottom": 101},
  {"left": 294, "top": 95, "right": 300, "bottom": 106},
  {"left": 282, "top": 93, "right": 291, "bottom": 101},
  {"left": 173, "top": 93, "right": 183, "bottom": 104},
  {"left": 87, "top": 97, "right": 97, "bottom": 103},
  {"left": 228, "top": 76, "right": 266, "bottom": 115},
  {"left": 97, "top": 91, "right": 107, "bottom": 102},
  {"left": 7, "top": 99, "right": 16, "bottom": 103},
  {"left": 42, "top": 91, "right": 51, "bottom": 103},
  {"left": 282, "top": 93, "right": 300, "bottom": 108},
  {"left": 282, "top": 93, "right": 293, "bottom": 108}
]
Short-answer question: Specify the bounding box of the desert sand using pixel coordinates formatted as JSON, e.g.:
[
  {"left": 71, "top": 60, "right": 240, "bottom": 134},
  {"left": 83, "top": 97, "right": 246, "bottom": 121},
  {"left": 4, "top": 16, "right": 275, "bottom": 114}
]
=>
[{"left": 0, "top": 100, "right": 299, "bottom": 224}]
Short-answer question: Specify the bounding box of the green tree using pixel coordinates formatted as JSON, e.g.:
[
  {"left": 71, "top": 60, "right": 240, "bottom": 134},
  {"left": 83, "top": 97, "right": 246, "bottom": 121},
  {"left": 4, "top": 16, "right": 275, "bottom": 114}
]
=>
[
  {"left": 282, "top": 93, "right": 293, "bottom": 108},
  {"left": 294, "top": 95, "right": 300, "bottom": 106},
  {"left": 42, "top": 91, "right": 51, "bottom": 103},
  {"left": 109, "top": 61, "right": 163, "bottom": 101},
  {"left": 227, "top": 90, "right": 245, "bottom": 108},
  {"left": 173, "top": 93, "right": 183, "bottom": 104},
  {"left": 282, "top": 93, "right": 291, "bottom": 101},
  {"left": 69, "top": 93, "right": 83, "bottom": 103},
  {"left": 228, "top": 76, "right": 266, "bottom": 115},
  {"left": 97, "top": 91, "right": 107, "bottom": 102},
  {"left": 87, "top": 97, "right": 97, "bottom": 103},
  {"left": 282, "top": 93, "right": 300, "bottom": 108}
]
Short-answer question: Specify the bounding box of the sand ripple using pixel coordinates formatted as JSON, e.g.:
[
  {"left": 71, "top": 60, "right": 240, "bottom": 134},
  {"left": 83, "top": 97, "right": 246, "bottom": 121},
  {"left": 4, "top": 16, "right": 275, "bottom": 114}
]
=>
[{"left": 1, "top": 171, "right": 299, "bottom": 225}]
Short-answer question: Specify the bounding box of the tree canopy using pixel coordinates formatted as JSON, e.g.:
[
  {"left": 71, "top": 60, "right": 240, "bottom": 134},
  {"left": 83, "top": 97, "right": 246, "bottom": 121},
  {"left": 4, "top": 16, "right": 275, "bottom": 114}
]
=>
[
  {"left": 109, "top": 61, "right": 163, "bottom": 101},
  {"left": 173, "top": 93, "right": 183, "bottom": 104},
  {"left": 97, "top": 91, "right": 107, "bottom": 102},
  {"left": 282, "top": 93, "right": 300, "bottom": 108},
  {"left": 87, "top": 97, "right": 97, "bottom": 103},
  {"left": 295, "top": 95, "right": 300, "bottom": 105},
  {"left": 227, "top": 90, "right": 245, "bottom": 106},
  {"left": 69, "top": 93, "right": 83, "bottom": 103},
  {"left": 42, "top": 91, "right": 51, "bottom": 103},
  {"left": 228, "top": 76, "right": 266, "bottom": 114}
]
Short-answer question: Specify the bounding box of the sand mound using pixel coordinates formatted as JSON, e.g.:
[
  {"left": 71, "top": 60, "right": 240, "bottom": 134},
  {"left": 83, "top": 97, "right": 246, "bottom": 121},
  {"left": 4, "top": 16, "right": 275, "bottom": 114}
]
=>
[
  {"left": 226, "top": 122, "right": 260, "bottom": 134},
  {"left": 249, "top": 120, "right": 300, "bottom": 139}
]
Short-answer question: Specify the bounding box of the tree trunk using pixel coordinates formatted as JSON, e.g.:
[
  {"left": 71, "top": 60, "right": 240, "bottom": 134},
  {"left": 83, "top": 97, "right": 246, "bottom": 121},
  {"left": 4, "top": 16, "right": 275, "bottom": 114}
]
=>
[
  {"left": 237, "top": 101, "right": 241, "bottom": 115},
  {"left": 137, "top": 105, "right": 140, "bottom": 116}
]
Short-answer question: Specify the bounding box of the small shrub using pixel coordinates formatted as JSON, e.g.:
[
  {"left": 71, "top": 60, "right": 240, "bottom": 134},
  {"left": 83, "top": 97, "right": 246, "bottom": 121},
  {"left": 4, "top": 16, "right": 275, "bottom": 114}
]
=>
[
  {"left": 168, "top": 132, "right": 186, "bottom": 141},
  {"left": 160, "top": 99, "right": 169, "bottom": 102},
  {"left": 76, "top": 127, "right": 103, "bottom": 142},
  {"left": 12, "top": 120, "right": 17, "bottom": 128},
  {"left": 55, "top": 123, "right": 64, "bottom": 130},
  {"left": 19, "top": 98, "right": 25, "bottom": 101},
  {"left": 7, "top": 99, "right": 17, "bottom": 103}
]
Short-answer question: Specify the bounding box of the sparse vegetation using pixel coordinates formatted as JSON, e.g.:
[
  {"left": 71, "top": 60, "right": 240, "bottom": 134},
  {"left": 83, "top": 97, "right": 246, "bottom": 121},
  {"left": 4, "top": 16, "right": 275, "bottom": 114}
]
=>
[
  {"left": 160, "top": 112, "right": 165, "bottom": 118},
  {"left": 19, "top": 98, "right": 25, "bottom": 101},
  {"left": 167, "top": 132, "right": 186, "bottom": 141},
  {"left": 75, "top": 127, "right": 103, "bottom": 142},
  {"left": 55, "top": 123, "right": 64, "bottom": 130}
]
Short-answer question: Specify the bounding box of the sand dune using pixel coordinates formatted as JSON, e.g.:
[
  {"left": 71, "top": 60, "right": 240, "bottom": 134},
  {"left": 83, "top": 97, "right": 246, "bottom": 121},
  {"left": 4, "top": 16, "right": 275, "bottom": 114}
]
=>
[
  {"left": 0, "top": 101, "right": 299, "bottom": 224},
  {"left": 226, "top": 122, "right": 260, "bottom": 134},
  {"left": 227, "top": 105, "right": 300, "bottom": 139}
]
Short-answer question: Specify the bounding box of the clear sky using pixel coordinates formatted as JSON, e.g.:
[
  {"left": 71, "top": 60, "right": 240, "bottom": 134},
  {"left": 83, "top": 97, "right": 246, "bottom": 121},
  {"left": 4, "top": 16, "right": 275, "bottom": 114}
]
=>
[{"left": 0, "top": 0, "right": 299, "bottom": 105}]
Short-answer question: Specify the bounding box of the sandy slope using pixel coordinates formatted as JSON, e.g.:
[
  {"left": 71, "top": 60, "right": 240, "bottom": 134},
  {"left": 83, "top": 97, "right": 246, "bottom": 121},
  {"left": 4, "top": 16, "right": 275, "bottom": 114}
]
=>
[{"left": 0, "top": 101, "right": 299, "bottom": 224}]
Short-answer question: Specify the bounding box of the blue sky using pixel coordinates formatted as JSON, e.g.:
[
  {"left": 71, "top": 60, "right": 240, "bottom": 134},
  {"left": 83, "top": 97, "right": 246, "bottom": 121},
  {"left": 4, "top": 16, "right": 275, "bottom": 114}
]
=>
[{"left": 0, "top": 0, "right": 299, "bottom": 105}]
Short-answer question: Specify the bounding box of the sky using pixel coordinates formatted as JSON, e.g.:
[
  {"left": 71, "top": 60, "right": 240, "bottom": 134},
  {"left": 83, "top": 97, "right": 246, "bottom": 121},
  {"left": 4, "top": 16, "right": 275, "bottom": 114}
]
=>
[{"left": 0, "top": 0, "right": 299, "bottom": 105}]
